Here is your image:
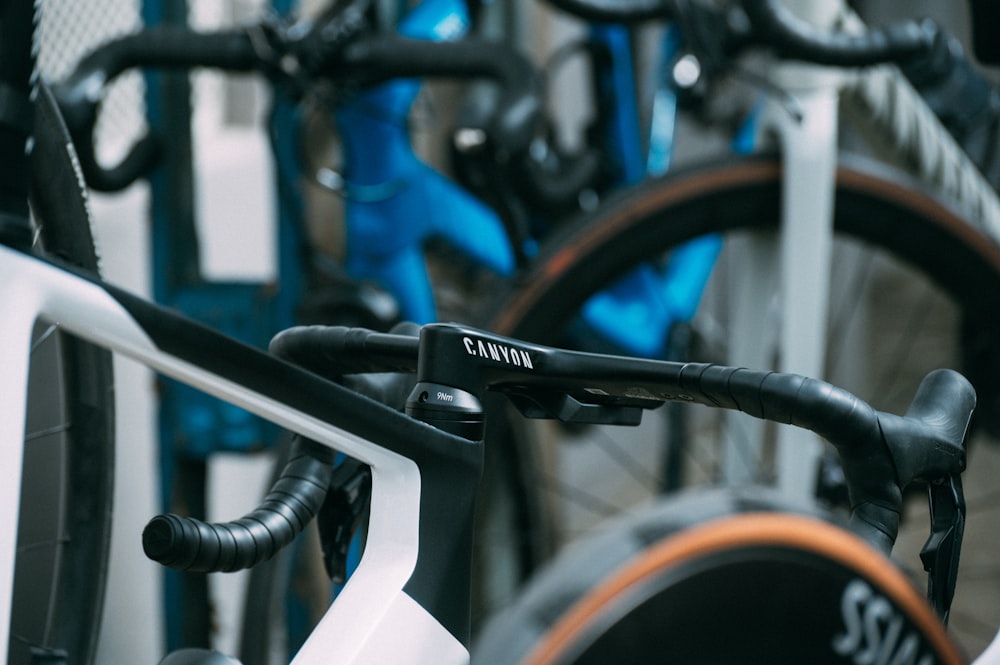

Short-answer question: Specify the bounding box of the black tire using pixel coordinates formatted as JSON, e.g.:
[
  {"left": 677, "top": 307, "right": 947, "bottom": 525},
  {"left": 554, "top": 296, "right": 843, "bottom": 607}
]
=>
[
  {"left": 485, "top": 153, "right": 1000, "bottom": 655},
  {"left": 7, "top": 84, "right": 115, "bottom": 665},
  {"left": 473, "top": 486, "right": 964, "bottom": 665}
]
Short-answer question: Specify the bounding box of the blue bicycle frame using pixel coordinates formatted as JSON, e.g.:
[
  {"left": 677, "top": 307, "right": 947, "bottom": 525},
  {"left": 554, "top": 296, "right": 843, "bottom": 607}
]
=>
[
  {"left": 334, "top": 0, "right": 515, "bottom": 325},
  {"left": 334, "top": 4, "right": 726, "bottom": 356}
]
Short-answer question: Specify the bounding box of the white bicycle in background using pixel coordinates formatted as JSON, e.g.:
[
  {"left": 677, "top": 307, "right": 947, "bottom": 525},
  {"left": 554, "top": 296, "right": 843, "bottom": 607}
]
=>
[{"left": 484, "top": 0, "right": 1000, "bottom": 653}]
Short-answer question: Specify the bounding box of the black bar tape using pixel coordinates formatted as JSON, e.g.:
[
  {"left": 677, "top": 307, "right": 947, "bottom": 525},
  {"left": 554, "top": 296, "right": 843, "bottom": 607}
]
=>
[
  {"left": 741, "top": 0, "right": 934, "bottom": 66},
  {"left": 54, "top": 27, "right": 257, "bottom": 191},
  {"left": 544, "top": 0, "right": 934, "bottom": 66},
  {"left": 142, "top": 438, "right": 336, "bottom": 572},
  {"left": 544, "top": 0, "right": 674, "bottom": 23},
  {"left": 62, "top": 27, "right": 257, "bottom": 87},
  {"left": 337, "top": 37, "right": 543, "bottom": 155},
  {"left": 269, "top": 325, "right": 419, "bottom": 377},
  {"left": 676, "top": 363, "right": 972, "bottom": 551}
]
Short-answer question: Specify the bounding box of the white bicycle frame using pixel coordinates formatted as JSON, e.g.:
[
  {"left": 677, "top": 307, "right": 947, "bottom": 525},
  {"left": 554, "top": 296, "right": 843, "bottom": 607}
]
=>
[
  {"left": 724, "top": 0, "right": 1000, "bottom": 498},
  {"left": 0, "top": 244, "right": 470, "bottom": 665}
]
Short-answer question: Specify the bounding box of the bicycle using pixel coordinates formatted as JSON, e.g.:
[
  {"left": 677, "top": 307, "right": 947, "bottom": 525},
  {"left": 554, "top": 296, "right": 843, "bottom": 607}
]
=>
[
  {"left": 2, "top": 3, "right": 996, "bottom": 659},
  {"left": 476, "top": 0, "right": 1000, "bottom": 653},
  {"left": 0, "top": 195, "right": 988, "bottom": 665},
  {"left": 50, "top": 0, "right": 1000, "bottom": 656},
  {"left": 48, "top": 0, "right": 707, "bottom": 652},
  {"left": 39, "top": 0, "right": 989, "bottom": 656},
  {"left": 49, "top": 0, "right": 548, "bottom": 651}
]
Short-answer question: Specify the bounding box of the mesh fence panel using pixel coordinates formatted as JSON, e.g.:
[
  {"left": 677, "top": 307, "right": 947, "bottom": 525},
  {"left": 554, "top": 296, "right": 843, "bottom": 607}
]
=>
[
  {"left": 38, "top": 0, "right": 146, "bottom": 165},
  {"left": 38, "top": 1, "right": 278, "bottom": 173}
]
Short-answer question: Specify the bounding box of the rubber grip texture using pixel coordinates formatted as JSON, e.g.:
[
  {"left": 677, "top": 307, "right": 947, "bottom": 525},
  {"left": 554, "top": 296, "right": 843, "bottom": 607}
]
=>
[{"left": 142, "top": 438, "right": 335, "bottom": 572}]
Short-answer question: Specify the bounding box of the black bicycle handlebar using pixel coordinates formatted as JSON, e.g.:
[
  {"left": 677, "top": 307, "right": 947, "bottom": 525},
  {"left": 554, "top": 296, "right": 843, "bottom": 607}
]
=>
[
  {"left": 739, "top": 0, "right": 935, "bottom": 67},
  {"left": 52, "top": 17, "right": 542, "bottom": 192},
  {"left": 155, "top": 323, "right": 971, "bottom": 560},
  {"left": 142, "top": 436, "right": 336, "bottom": 572},
  {"left": 291, "top": 324, "right": 974, "bottom": 550},
  {"left": 51, "top": 28, "right": 259, "bottom": 192},
  {"left": 543, "top": 0, "right": 674, "bottom": 23},
  {"left": 269, "top": 323, "right": 419, "bottom": 376},
  {"left": 333, "top": 36, "right": 542, "bottom": 153},
  {"left": 142, "top": 321, "right": 974, "bottom": 611},
  {"left": 545, "top": 0, "right": 937, "bottom": 66}
]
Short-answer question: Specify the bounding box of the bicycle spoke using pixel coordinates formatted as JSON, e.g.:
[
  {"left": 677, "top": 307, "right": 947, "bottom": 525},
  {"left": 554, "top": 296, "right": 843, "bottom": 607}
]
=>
[
  {"left": 588, "top": 428, "right": 663, "bottom": 491},
  {"left": 17, "top": 537, "right": 70, "bottom": 554},
  {"left": 542, "top": 470, "right": 629, "bottom": 522},
  {"left": 30, "top": 324, "right": 58, "bottom": 354},
  {"left": 25, "top": 423, "right": 71, "bottom": 442}
]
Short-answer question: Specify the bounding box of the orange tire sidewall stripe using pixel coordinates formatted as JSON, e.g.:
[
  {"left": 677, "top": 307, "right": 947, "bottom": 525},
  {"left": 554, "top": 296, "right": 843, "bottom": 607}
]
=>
[{"left": 521, "top": 512, "right": 964, "bottom": 665}]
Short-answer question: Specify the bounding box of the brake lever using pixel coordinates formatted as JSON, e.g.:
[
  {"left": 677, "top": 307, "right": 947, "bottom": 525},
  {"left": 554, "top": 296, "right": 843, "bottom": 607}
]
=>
[
  {"left": 919, "top": 474, "right": 965, "bottom": 625},
  {"left": 317, "top": 457, "right": 372, "bottom": 585}
]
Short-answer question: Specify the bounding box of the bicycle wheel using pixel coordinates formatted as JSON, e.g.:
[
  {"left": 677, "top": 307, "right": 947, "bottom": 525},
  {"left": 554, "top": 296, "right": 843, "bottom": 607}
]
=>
[
  {"left": 7, "top": 84, "right": 115, "bottom": 665},
  {"left": 473, "top": 486, "right": 964, "bottom": 665},
  {"left": 485, "top": 153, "right": 1000, "bottom": 655}
]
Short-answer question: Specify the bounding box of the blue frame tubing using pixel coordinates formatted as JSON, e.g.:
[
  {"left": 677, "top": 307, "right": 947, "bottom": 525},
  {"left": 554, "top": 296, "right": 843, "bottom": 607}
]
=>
[
  {"left": 571, "top": 21, "right": 724, "bottom": 360},
  {"left": 336, "top": 3, "right": 728, "bottom": 361},
  {"left": 589, "top": 23, "right": 647, "bottom": 187},
  {"left": 334, "top": 0, "right": 515, "bottom": 325}
]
